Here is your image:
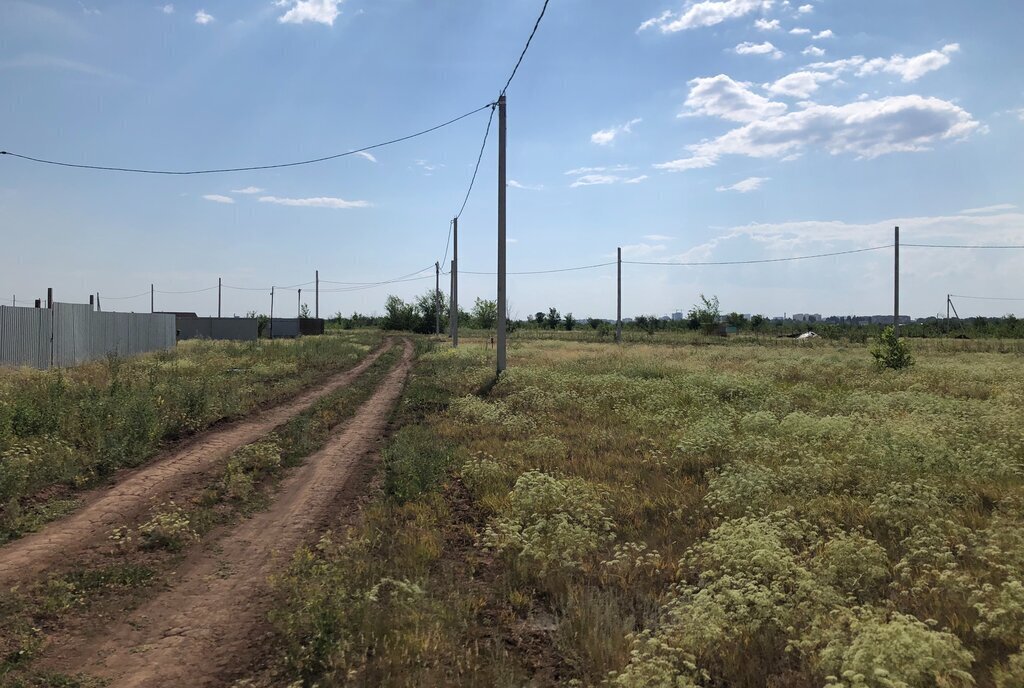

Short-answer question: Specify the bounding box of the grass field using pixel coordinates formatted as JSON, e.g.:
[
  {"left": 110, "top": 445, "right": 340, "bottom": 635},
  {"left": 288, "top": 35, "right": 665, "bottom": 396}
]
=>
[
  {"left": 263, "top": 335, "right": 1024, "bottom": 687},
  {"left": 0, "top": 331, "right": 382, "bottom": 543}
]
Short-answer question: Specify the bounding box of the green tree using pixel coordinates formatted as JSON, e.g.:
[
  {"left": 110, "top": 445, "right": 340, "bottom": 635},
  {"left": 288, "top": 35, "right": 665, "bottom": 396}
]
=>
[
  {"left": 751, "top": 314, "right": 766, "bottom": 332},
  {"left": 472, "top": 298, "right": 498, "bottom": 329},
  {"left": 872, "top": 326, "right": 914, "bottom": 369},
  {"left": 687, "top": 294, "right": 721, "bottom": 335},
  {"left": 546, "top": 307, "right": 561, "bottom": 330},
  {"left": 534, "top": 311, "right": 546, "bottom": 327},
  {"left": 383, "top": 295, "right": 418, "bottom": 331},
  {"left": 564, "top": 312, "right": 576, "bottom": 331},
  {"left": 726, "top": 312, "right": 746, "bottom": 329},
  {"left": 587, "top": 317, "right": 602, "bottom": 329}
]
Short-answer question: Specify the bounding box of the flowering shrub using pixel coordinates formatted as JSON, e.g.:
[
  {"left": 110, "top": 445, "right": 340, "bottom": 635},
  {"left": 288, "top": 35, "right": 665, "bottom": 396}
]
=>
[
  {"left": 138, "top": 502, "right": 198, "bottom": 551},
  {"left": 814, "top": 532, "right": 891, "bottom": 602},
  {"left": 481, "top": 470, "right": 613, "bottom": 575}
]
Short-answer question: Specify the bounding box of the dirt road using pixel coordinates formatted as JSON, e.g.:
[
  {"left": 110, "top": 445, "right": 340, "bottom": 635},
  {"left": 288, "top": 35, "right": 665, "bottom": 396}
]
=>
[
  {"left": 0, "top": 340, "right": 394, "bottom": 587},
  {"left": 43, "top": 338, "right": 414, "bottom": 687}
]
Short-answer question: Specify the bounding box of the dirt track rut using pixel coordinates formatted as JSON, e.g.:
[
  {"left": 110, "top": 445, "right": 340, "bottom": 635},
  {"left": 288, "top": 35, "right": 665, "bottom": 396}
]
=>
[
  {"left": 44, "top": 338, "right": 414, "bottom": 687},
  {"left": 0, "top": 340, "right": 393, "bottom": 587}
]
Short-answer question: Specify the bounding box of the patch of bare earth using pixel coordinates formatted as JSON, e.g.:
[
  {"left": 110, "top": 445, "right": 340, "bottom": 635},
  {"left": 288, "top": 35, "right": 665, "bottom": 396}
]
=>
[
  {"left": 41, "top": 339, "right": 414, "bottom": 687},
  {"left": 0, "top": 340, "right": 394, "bottom": 588}
]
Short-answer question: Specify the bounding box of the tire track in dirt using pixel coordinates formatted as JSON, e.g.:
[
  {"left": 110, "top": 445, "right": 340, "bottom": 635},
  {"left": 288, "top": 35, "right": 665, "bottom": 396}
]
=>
[
  {"left": 43, "top": 339, "right": 414, "bottom": 688},
  {"left": 0, "top": 340, "right": 394, "bottom": 588}
]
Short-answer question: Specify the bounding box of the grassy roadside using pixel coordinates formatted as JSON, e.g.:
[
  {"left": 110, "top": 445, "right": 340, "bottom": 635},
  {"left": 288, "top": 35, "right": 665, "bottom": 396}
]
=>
[
  {"left": 0, "top": 331, "right": 383, "bottom": 544},
  {"left": 259, "top": 337, "right": 1024, "bottom": 687},
  {"left": 0, "top": 342, "right": 403, "bottom": 687}
]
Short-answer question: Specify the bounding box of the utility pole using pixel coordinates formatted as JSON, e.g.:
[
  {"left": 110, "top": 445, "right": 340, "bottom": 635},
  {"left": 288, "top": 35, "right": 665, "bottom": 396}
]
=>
[
  {"left": 298, "top": 288, "right": 302, "bottom": 318},
  {"left": 450, "top": 260, "right": 456, "bottom": 344},
  {"left": 946, "top": 293, "right": 950, "bottom": 333},
  {"left": 47, "top": 287, "right": 53, "bottom": 309},
  {"left": 497, "top": 94, "right": 507, "bottom": 374},
  {"left": 96, "top": 292, "right": 101, "bottom": 311},
  {"left": 894, "top": 226, "right": 900, "bottom": 336},
  {"left": 218, "top": 278, "right": 222, "bottom": 318},
  {"left": 435, "top": 261, "right": 440, "bottom": 335},
  {"left": 151, "top": 284, "right": 154, "bottom": 314},
  {"left": 315, "top": 270, "right": 319, "bottom": 319},
  {"left": 616, "top": 246, "right": 622, "bottom": 343},
  {"left": 270, "top": 287, "right": 275, "bottom": 340},
  {"left": 451, "top": 217, "right": 459, "bottom": 347}
]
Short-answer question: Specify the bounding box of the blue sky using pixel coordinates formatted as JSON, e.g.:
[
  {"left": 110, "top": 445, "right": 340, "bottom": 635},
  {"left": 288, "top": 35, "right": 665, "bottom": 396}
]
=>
[{"left": 2, "top": 0, "right": 1023, "bottom": 319}]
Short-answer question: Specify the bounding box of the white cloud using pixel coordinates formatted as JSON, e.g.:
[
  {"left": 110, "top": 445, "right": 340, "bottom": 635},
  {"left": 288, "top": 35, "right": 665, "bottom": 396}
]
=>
[
  {"left": 619, "top": 243, "right": 667, "bottom": 258},
  {"left": 624, "top": 175, "right": 649, "bottom": 184},
  {"left": 508, "top": 179, "right": 544, "bottom": 190},
  {"left": 735, "top": 41, "right": 783, "bottom": 59},
  {"left": 194, "top": 9, "right": 213, "bottom": 24},
  {"left": 813, "top": 29, "right": 833, "bottom": 39},
  {"left": 764, "top": 70, "right": 836, "bottom": 98},
  {"left": 658, "top": 94, "right": 979, "bottom": 170},
  {"left": 797, "top": 4, "right": 813, "bottom": 13},
  {"left": 1017, "top": 109, "right": 1024, "bottom": 122},
  {"left": 277, "top": 0, "right": 343, "bottom": 26},
  {"left": 414, "top": 159, "right": 443, "bottom": 175},
  {"left": 258, "top": 196, "right": 370, "bottom": 208},
  {"left": 161, "top": 4, "right": 174, "bottom": 14},
  {"left": 570, "top": 174, "right": 619, "bottom": 188},
  {"left": 959, "top": 203, "right": 1016, "bottom": 214},
  {"left": 683, "top": 74, "right": 788, "bottom": 122},
  {"left": 564, "top": 165, "right": 634, "bottom": 175},
  {"left": 644, "top": 234, "right": 676, "bottom": 241},
  {"left": 802, "top": 45, "right": 825, "bottom": 57},
  {"left": 79, "top": 3, "right": 101, "bottom": 15},
  {"left": 754, "top": 18, "right": 780, "bottom": 30},
  {"left": 638, "top": 0, "right": 770, "bottom": 33},
  {"left": 354, "top": 151, "right": 377, "bottom": 162},
  {"left": 590, "top": 118, "right": 642, "bottom": 145},
  {"left": 230, "top": 186, "right": 264, "bottom": 195},
  {"left": 858, "top": 43, "right": 960, "bottom": 82},
  {"left": 716, "top": 176, "right": 770, "bottom": 192},
  {"left": 202, "top": 194, "right": 234, "bottom": 204},
  {"left": 789, "top": 27, "right": 810, "bottom": 34}
]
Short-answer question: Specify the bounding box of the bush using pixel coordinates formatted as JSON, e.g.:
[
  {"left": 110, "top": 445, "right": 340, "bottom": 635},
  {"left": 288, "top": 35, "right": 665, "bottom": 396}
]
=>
[
  {"left": 382, "top": 425, "right": 450, "bottom": 503},
  {"left": 871, "top": 326, "right": 914, "bottom": 370},
  {"left": 137, "top": 502, "right": 198, "bottom": 551}
]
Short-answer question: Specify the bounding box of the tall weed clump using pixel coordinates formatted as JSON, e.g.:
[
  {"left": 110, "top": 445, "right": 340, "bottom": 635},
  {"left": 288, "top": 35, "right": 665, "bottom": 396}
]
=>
[{"left": 872, "top": 326, "right": 914, "bottom": 370}]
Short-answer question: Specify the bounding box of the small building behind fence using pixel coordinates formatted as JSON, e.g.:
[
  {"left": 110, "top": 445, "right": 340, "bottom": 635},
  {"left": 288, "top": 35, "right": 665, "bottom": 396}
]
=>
[{"left": 0, "top": 303, "right": 176, "bottom": 369}]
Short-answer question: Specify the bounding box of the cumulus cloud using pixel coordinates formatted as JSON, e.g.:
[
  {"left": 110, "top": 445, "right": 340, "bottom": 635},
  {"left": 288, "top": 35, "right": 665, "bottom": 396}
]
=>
[
  {"left": 564, "top": 165, "right": 634, "bottom": 175},
  {"left": 797, "top": 3, "right": 813, "bottom": 13},
  {"left": 230, "top": 186, "right": 264, "bottom": 194},
  {"left": 789, "top": 27, "right": 810, "bottom": 34},
  {"left": 570, "top": 174, "right": 619, "bottom": 188},
  {"left": 568, "top": 170, "right": 648, "bottom": 187},
  {"left": 277, "top": 0, "right": 343, "bottom": 26},
  {"left": 639, "top": 0, "right": 770, "bottom": 33},
  {"left": 258, "top": 195, "right": 369, "bottom": 208},
  {"left": 194, "top": 9, "right": 213, "bottom": 24},
  {"left": 859, "top": 43, "right": 960, "bottom": 82},
  {"left": 802, "top": 45, "right": 825, "bottom": 57},
  {"left": 813, "top": 29, "right": 833, "bottom": 39},
  {"left": 202, "top": 194, "right": 234, "bottom": 204},
  {"left": 754, "top": 18, "right": 780, "bottom": 30},
  {"left": 590, "top": 118, "right": 642, "bottom": 145},
  {"left": 764, "top": 70, "right": 836, "bottom": 97},
  {"left": 716, "top": 176, "right": 770, "bottom": 192},
  {"left": 683, "top": 74, "right": 788, "bottom": 122},
  {"left": 161, "top": 4, "right": 174, "bottom": 14},
  {"left": 656, "top": 94, "right": 979, "bottom": 171},
  {"left": 735, "top": 41, "right": 783, "bottom": 59},
  {"left": 354, "top": 151, "right": 377, "bottom": 162},
  {"left": 624, "top": 175, "right": 649, "bottom": 184}
]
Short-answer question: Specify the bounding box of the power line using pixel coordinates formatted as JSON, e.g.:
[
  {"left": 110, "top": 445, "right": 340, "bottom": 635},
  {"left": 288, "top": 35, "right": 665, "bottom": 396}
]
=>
[
  {"left": 460, "top": 261, "right": 616, "bottom": 275},
  {"left": 624, "top": 245, "right": 893, "bottom": 266},
  {"left": 155, "top": 285, "right": 218, "bottom": 295},
  {"left": 0, "top": 103, "right": 494, "bottom": 175},
  {"left": 501, "top": 0, "right": 551, "bottom": 96},
  {"left": 950, "top": 294, "right": 1024, "bottom": 302},
  {"left": 102, "top": 291, "right": 150, "bottom": 300},
  {"left": 320, "top": 265, "right": 434, "bottom": 286},
  {"left": 904, "top": 243, "right": 1024, "bottom": 249},
  {"left": 321, "top": 274, "right": 435, "bottom": 293}
]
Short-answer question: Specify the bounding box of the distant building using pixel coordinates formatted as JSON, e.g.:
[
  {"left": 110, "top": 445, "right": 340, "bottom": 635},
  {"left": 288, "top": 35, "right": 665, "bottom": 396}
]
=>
[{"left": 672, "top": 311, "right": 683, "bottom": 321}]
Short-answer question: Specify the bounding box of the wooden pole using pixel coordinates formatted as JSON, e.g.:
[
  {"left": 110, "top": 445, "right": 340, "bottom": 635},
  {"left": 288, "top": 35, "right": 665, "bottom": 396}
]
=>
[
  {"left": 497, "top": 94, "right": 507, "bottom": 373},
  {"left": 616, "top": 246, "right": 622, "bottom": 343},
  {"left": 894, "top": 226, "right": 900, "bottom": 336}
]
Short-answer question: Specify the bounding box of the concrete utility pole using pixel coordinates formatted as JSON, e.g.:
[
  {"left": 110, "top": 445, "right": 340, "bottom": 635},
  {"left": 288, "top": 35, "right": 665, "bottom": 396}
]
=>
[
  {"left": 497, "top": 94, "right": 507, "bottom": 374},
  {"left": 450, "top": 260, "right": 456, "bottom": 344},
  {"left": 315, "top": 270, "right": 319, "bottom": 319},
  {"left": 270, "top": 287, "right": 275, "bottom": 340},
  {"left": 47, "top": 287, "right": 53, "bottom": 309},
  {"left": 297, "top": 288, "right": 302, "bottom": 317},
  {"left": 151, "top": 284, "right": 154, "bottom": 314},
  {"left": 218, "top": 278, "right": 222, "bottom": 318},
  {"left": 946, "top": 293, "right": 950, "bottom": 332},
  {"left": 96, "top": 292, "right": 101, "bottom": 311},
  {"left": 894, "top": 226, "right": 900, "bottom": 336},
  {"left": 435, "top": 261, "right": 440, "bottom": 335},
  {"left": 616, "top": 246, "right": 622, "bottom": 343},
  {"left": 452, "top": 217, "right": 459, "bottom": 346}
]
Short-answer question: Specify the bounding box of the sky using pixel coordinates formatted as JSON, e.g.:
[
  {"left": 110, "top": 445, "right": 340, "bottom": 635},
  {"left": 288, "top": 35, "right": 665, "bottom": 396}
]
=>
[{"left": 2, "top": 0, "right": 1023, "bottom": 320}]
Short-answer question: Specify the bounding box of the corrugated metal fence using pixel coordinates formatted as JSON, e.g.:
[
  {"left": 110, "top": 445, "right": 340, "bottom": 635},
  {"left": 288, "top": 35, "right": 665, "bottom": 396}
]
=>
[
  {"left": 176, "top": 317, "right": 258, "bottom": 341},
  {"left": 0, "top": 303, "right": 176, "bottom": 369}
]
